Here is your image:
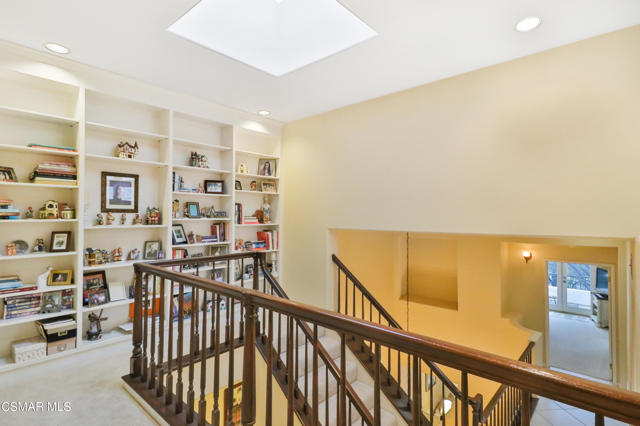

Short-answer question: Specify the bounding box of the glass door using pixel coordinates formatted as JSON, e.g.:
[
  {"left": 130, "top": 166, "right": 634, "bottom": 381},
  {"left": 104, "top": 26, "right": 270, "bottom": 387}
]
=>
[{"left": 547, "top": 261, "right": 607, "bottom": 315}]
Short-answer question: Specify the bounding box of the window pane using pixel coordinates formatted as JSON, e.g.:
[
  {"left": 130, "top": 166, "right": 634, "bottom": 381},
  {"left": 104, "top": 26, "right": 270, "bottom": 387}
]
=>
[
  {"left": 548, "top": 261, "right": 558, "bottom": 306},
  {"left": 565, "top": 263, "right": 591, "bottom": 311}
]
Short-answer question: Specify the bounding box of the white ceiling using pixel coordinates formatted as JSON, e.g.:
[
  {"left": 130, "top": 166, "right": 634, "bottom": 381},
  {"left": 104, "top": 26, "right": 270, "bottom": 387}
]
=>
[{"left": 0, "top": 1, "right": 638, "bottom": 122}]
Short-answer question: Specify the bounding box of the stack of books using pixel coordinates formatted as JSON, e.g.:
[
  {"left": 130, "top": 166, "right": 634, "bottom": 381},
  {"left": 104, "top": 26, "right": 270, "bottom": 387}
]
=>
[
  {"left": 2, "top": 294, "right": 42, "bottom": 320},
  {"left": 243, "top": 216, "right": 260, "bottom": 225},
  {"left": 0, "top": 276, "right": 36, "bottom": 295},
  {"left": 29, "top": 161, "right": 77, "bottom": 186},
  {"left": 0, "top": 199, "right": 19, "bottom": 220},
  {"left": 257, "top": 230, "right": 280, "bottom": 250},
  {"left": 210, "top": 223, "right": 229, "bottom": 242},
  {"left": 27, "top": 144, "right": 77, "bottom": 154}
]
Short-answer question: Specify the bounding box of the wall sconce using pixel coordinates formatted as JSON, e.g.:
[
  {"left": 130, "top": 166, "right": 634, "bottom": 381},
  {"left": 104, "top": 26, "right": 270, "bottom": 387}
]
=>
[{"left": 522, "top": 250, "right": 533, "bottom": 263}]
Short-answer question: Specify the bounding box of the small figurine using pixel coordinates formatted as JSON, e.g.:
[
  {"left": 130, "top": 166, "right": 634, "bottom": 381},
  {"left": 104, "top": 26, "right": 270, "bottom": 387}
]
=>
[
  {"left": 32, "top": 238, "right": 46, "bottom": 253},
  {"left": 250, "top": 181, "right": 257, "bottom": 191},
  {"left": 127, "top": 248, "right": 141, "bottom": 260},
  {"left": 41, "top": 200, "right": 59, "bottom": 219},
  {"left": 36, "top": 266, "right": 53, "bottom": 289},
  {"left": 145, "top": 207, "right": 160, "bottom": 225},
  {"left": 96, "top": 213, "right": 104, "bottom": 225},
  {"left": 172, "top": 200, "right": 180, "bottom": 218},
  {"left": 106, "top": 212, "right": 115, "bottom": 225},
  {"left": 262, "top": 196, "right": 272, "bottom": 224},
  {"left": 187, "top": 231, "right": 196, "bottom": 244},
  {"left": 132, "top": 213, "right": 142, "bottom": 225},
  {"left": 190, "top": 151, "right": 209, "bottom": 168},
  {"left": 61, "top": 205, "right": 75, "bottom": 219},
  {"left": 6, "top": 243, "right": 16, "bottom": 256},
  {"left": 197, "top": 183, "right": 204, "bottom": 193},
  {"left": 120, "top": 213, "right": 127, "bottom": 225},
  {"left": 87, "top": 310, "right": 108, "bottom": 341},
  {"left": 111, "top": 247, "right": 123, "bottom": 262},
  {"left": 24, "top": 207, "right": 34, "bottom": 219},
  {"left": 116, "top": 141, "right": 139, "bottom": 159},
  {"left": 237, "top": 162, "right": 248, "bottom": 174}
]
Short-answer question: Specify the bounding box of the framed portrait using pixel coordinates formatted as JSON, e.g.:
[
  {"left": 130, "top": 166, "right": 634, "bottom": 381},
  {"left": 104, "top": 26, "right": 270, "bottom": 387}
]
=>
[
  {"left": 101, "top": 171, "right": 139, "bottom": 212},
  {"left": 0, "top": 166, "right": 17, "bottom": 182},
  {"left": 143, "top": 241, "right": 161, "bottom": 260},
  {"left": 172, "top": 224, "right": 188, "bottom": 245},
  {"left": 204, "top": 180, "right": 224, "bottom": 194},
  {"left": 50, "top": 231, "right": 72, "bottom": 252},
  {"left": 261, "top": 182, "right": 277, "bottom": 193},
  {"left": 40, "top": 291, "right": 62, "bottom": 313},
  {"left": 234, "top": 180, "right": 242, "bottom": 190},
  {"left": 48, "top": 269, "right": 73, "bottom": 286},
  {"left": 88, "top": 289, "right": 109, "bottom": 307},
  {"left": 224, "top": 382, "right": 243, "bottom": 425},
  {"left": 258, "top": 159, "right": 277, "bottom": 177},
  {"left": 83, "top": 271, "right": 108, "bottom": 306},
  {"left": 186, "top": 202, "right": 200, "bottom": 218},
  {"left": 249, "top": 181, "right": 257, "bottom": 191}
]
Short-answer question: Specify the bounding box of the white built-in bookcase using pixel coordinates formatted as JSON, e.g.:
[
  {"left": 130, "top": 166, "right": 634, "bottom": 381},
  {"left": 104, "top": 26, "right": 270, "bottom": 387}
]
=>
[{"left": 0, "top": 69, "right": 281, "bottom": 372}]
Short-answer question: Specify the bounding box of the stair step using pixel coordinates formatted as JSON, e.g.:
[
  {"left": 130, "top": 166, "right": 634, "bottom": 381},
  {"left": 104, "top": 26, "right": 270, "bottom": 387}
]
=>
[
  {"left": 280, "top": 335, "right": 341, "bottom": 377},
  {"left": 274, "top": 315, "right": 326, "bottom": 353},
  {"left": 317, "top": 381, "right": 396, "bottom": 426},
  {"left": 297, "top": 357, "right": 358, "bottom": 404}
]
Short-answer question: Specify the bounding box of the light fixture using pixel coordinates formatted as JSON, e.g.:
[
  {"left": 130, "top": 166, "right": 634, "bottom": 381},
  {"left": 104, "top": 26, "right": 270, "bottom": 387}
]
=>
[
  {"left": 258, "top": 110, "right": 271, "bottom": 117},
  {"left": 515, "top": 16, "right": 542, "bottom": 32},
  {"left": 167, "top": 0, "right": 377, "bottom": 76},
  {"left": 44, "top": 42, "right": 70, "bottom": 54},
  {"left": 522, "top": 251, "right": 533, "bottom": 263}
]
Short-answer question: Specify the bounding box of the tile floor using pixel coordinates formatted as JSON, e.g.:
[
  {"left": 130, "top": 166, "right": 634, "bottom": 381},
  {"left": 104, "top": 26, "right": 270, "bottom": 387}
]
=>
[{"left": 532, "top": 397, "right": 628, "bottom": 426}]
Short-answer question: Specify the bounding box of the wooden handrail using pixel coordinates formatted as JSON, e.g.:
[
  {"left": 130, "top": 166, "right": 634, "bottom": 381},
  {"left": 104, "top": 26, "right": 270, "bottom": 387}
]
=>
[{"left": 134, "top": 261, "right": 640, "bottom": 425}]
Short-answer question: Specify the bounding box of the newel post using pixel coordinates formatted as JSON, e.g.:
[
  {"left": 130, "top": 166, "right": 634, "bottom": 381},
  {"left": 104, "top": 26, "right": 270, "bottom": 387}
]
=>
[
  {"left": 130, "top": 267, "right": 143, "bottom": 377},
  {"left": 241, "top": 297, "right": 258, "bottom": 426},
  {"left": 471, "top": 394, "right": 483, "bottom": 426}
]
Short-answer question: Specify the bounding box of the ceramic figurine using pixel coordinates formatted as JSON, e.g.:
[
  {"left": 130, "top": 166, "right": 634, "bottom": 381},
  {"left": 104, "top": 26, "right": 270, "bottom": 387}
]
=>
[
  {"left": 96, "top": 213, "right": 104, "bottom": 225},
  {"left": 172, "top": 200, "right": 180, "bottom": 218},
  {"left": 111, "top": 247, "right": 123, "bottom": 262},
  {"left": 190, "top": 151, "right": 209, "bottom": 168},
  {"left": 106, "top": 212, "right": 115, "bottom": 225},
  {"left": 145, "top": 207, "right": 160, "bottom": 224},
  {"left": 197, "top": 183, "right": 204, "bottom": 193},
  {"left": 237, "top": 162, "right": 248, "bottom": 174},
  {"left": 116, "top": 141, "right": 139, "bottom": 159},
  {"left": 262, "top": 197, "right": 272, "bottom": 224},
  {"left": 32, "top": 238, "right": 46, "bottom": 253},
  {"left": 87, "top": 310, "right": 108, "bottom": 341},
  {"left": 127, "top": 248, "right": 140, "bottom": 260},
  {"left": 132, "top": 213, "right": 142, "bottom": 225},
  {"left": 36, "top": 266, "right": 53, "bottom": 289},
  {"left": 61, "top": 205, "right": 75, "bottom": 219},
  {"left": 6, "top": 243, "right": 16, "bottom": 256},
  {"left": 120, "top": 213, "right": 127, "bottom": 225},
  {"left": 24, "top": 207, "right": 33, "bottom": 219}
]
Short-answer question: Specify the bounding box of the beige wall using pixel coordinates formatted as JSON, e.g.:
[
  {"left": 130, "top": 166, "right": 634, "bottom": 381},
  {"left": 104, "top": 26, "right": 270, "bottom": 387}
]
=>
[{"left": 282, "top": 26, "right": 640, "bottom": 390}]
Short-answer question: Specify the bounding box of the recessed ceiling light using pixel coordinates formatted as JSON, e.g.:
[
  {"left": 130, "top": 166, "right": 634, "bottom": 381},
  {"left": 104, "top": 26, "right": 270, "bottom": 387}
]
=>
[
  {"left": 168, "top": 0, "right": 377, "bottom": 76},
  {"left": 258, "top": 110, "right": 271, "bottom": 117},
  {"left": 44, "top": 42, "right": 70, "bottom": 54},
  {"left": 515, "top": 16, "right": 542, "bottom": 32}
]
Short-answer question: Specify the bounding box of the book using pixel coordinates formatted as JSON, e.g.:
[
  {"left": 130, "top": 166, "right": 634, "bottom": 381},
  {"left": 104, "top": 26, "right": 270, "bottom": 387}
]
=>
[
  {"left": 0, "top": 285, "right": 38, "bottom": 296},
  {"left": 27, "top": 144, "right": 77, "bottom": 152}
]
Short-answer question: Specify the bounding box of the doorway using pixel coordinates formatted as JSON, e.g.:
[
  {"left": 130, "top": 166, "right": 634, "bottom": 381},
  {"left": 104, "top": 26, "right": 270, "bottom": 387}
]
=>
[{"left": 546, "top": 261, "right": 612, "bottom": 382}]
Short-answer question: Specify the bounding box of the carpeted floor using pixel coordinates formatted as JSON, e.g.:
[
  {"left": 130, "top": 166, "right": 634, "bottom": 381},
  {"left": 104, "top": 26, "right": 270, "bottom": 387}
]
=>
[{"left": 548, "top": 311, "right": 611, "bottom": 381}]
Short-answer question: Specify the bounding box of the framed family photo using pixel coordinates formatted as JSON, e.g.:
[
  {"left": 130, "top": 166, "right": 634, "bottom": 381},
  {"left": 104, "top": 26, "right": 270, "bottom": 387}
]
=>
[
  {"left": 143, "top": 241, "right": 161, "bottom": 260},
  {"left": 83, "top": 271, "right": 108, "bottom": 306},
  {"left": 50, "top": 231, "right": 71, "bottom": 252},
  {"left": 101, "top": 171, "right": 139, "bottom": 212},
  {"left": 258, "top": 159, "right": 277, "bottom": 177},
  {"left": 172, "top": 224, "right": 187, "bottom": 245},
  {"left": 204, "top": 180, "right": 224, "bottom": 194},
  {"left": 186, "top": 202, "right": 200, "bottom": 218},
  {"left": 261, "top": 182, "right": 277, "bottom": 193},
  {"left": 48, "top": 269, "right": 73, "bottom": 286}
]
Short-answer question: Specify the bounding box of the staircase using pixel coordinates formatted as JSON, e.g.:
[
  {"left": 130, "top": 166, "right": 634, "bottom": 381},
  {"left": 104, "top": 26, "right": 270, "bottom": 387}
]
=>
[{"left": 122, "top": 252, "right": 640, "bottom": 426}]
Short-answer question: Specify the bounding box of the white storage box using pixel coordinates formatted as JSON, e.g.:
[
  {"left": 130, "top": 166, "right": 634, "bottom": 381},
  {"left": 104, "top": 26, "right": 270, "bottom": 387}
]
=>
[{"left": 11, "top": 337, "right": 46, "bottom": 364}]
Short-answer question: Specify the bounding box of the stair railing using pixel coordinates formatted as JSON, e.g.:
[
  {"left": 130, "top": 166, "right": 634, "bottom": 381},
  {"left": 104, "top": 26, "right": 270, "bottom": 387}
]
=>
[{"left": 125, "top": 254, "right": 640, "bottom": 426}]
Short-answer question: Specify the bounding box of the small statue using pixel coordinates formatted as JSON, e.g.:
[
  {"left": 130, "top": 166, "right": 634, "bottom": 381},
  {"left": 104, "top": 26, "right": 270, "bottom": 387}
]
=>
[
  {"left": 120, "top": 213, "right": 127, "bottom": 225},
  {"left": 24, "top": 207, "right": 34, "bottom": 219},
  {"left": 87, "top": 310, "right": 108, "bottom": 341},
  {"left": 106, "top": 212, "right": 115, "bottom": 225},
  {"left": 6, "top": 243, "right": 16, "bottom": 256},
  {"left": 111, "top": 247, "right": 123, "bottom": 262},
  {"left": 197, "top": 183, "right": 204, "bottom": 193},
  {"left": 116, "top": 141, "right": 139, "bottom": 159},
  {"left": 96, "top": 213, "right": 104, "bottom": 225},
  {"left": 32, "top": 238, "right": 46, "bottom": 253},
  {"left": 37, "top": 266, "right": 53, "bottom": 289},
  {"left": 190, "top": 151, "right": 209, "bottom": 168},
  {"left": 237, "top": 162, "right": 248, "bottom": 174},
  {"left": 127, "top": 248, "right": 141, "bottom": 260},
  {"left": 132, "top": 213, "right": 142, "bottom": 225},
  {"left": 262, "top": 197, "right": 272, "bottom": 224},
  {"left": 145, "top": 207, "right": 160, "bottom": 224},
  {"left": 187, "top": 231, "right": 196, "bottom": 244},
  {"left": 172, "top": 200, "right": 180, "bottom": 218}
]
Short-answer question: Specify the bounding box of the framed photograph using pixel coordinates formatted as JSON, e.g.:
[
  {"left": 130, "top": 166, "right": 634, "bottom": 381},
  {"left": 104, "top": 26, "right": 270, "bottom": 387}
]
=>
[
  {"left": 204, "top": 180, "right": 224, "bottom": 194},
  {"left": 249, "top": 181, "right": 257, "bottom": 191},
  {"left": 172, "top": 224, "right": 187, "bottom": 245},
  {"left": 88, "top": 289, "right": 109, "bottom": 307},
  {"left": 224, "top": 382, "right": 243, "bottom": 425},
  {"left": 143, "top": 241, "right": 161, "bottom": 260},
  {"left": 261, "top": 182, "right": 277, "bottom": 193},
  {"left": 48, "top": 269, "right": 72, "bottom": 286},
  {"left": 101, "top": 171, "right": 139, "bottom": 212},
  {"left": 50, "top": 231, "right": 72, "bottom": 252},
  {"left": 234, "top": 180, "right": 242, "bottom": 190},
  {"left": 0, "top": 166, "right": 17, "bottom": 182},
  {"left": 83, "top": 271, "right": 108, "bottom": 306},
  {"left": 186, "top": 202, "right": 200, "bottom": 218},
  {"left": 40, "top": 291, "right": 62, "bottom": 313},
  {"left": 107, "top": 281, "right": 126, "bottom": 301},
  {"left": 258, "top": 159, "right": 277, "bottom": 177}
]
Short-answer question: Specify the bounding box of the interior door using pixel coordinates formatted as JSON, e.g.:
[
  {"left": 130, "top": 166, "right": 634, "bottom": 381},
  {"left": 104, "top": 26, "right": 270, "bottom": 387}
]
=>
[{"left": 548, "top": 261, "right": 592, "bottom": 315}]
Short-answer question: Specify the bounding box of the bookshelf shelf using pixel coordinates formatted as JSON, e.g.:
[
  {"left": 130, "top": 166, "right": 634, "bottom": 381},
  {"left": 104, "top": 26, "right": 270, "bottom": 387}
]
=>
[
  {"left": 173, "top": 242, "right": 231, "bottom": 248},
  {"left": 86, "top": 121, "right": 168, "bottom": 140},
  {"left": 84, "top": 224, "right": 168, "bottom": 230},
  {"left": 0, "top": 309, "right": 77, "bottom": 329},
  {"left": 0, "top": 219, "right": 78, "bottom": 224},
  {"left": 172, "top": 191, "right": 232, "bottom": 198},
  {"left": 235, "top": 149, "right": 279, "bottom": 160},
  {"left": 86, "top": 154, "right": 168, "bottom": 168},
  {"left": 236, "top": 172, "right": 279, "bottom": 180},
  {"left": 0, "top": 144, "right": 78, "bottom": 158},
  {"left": 236, "top": 223, "right": 279, "bottom": 227},
  {"left": 0, "top": 181, "right": 78, "bottom": 189},
  {"left": 0, "top": 251, "right": 77, "bottom": 262},
  {"left": 0, "top": 284, "right": 76, "bottom": 299},
  {"left": 83, "top": 260, "right": 145, "bottom": 272},
  {"left": 172, "top": 165, "right": 231, "bottom": 174},
  {"left": 173, "top": 137, "right": 231, "bottom": 151},
  {"left": 82, "top": 299, "right": 133, "bottom": 312},
  {"left": 172, "top": 217, "right": 231, "bottom": 222},
  {"left": 235, "top": 190, "right": 280, "bottom": 196},
  {"left": 0, "top": 104, "right": 78, "bottom": 126}
]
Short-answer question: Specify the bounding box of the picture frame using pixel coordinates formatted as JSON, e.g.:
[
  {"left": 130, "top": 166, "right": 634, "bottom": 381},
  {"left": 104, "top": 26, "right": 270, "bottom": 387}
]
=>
[
  {"left": 101, "top": 171, "right": 139, "bottom": 213},
  {"left": 204, "top": 180, "right": 225, "bottom": 194},
  {"left": 172, "top": 224, "right": 188, "bottom": 245},
  {"left": 0, "top": 166, "right": 18, "bottom": 182},
  {"left": 234, "top": 180, "right": 242, "bottom": 190},
  {"left": 261, "top": 182, "right": 277, "bottom": 194},
  {"left": 50, "top": 231, "right": 72, "bottom": 252},
  {"left": 48, "top": 269, "right": 73, "bottom": 286},
  {"left": 40, "top": 291, "right": 62, "bottom": 313},
  {"left": 186, "top": 202, "right": 200, "bottom": 218},
  {"left": 249, "top": 181, "right": 257, "bottom": 191},
  {"left": 258, "top": 159, "right": 277, "bottom": 177},
  {"left": 88, "top": 288, "right": 109, "bottom": 307},
  {"left": 224, "top": 382, "right": 243, "bottom": 425},
  {"left": 83, "top": 271, "right": 108, "bottom": 306},
  {"left": 107, "top": 281, "right": 126, "bottom": 301},
  {"left": 143, "top": 241, "right": 162, "bottom": 260}
]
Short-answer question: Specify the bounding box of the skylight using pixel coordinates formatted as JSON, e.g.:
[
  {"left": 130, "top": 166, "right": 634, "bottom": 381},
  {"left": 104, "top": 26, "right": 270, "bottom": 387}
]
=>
[{"left": 168, "top": 0, "right": 377, "bottom": 77}]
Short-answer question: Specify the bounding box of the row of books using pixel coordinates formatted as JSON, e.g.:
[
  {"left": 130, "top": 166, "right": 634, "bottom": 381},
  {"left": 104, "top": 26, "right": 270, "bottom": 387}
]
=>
[
  {"left": 2, "top": 294, "right": 42, "bottom": 319},
  {"left": 257, "top": 230, "right": 280, "bottom": 250},
  {"left": 210, "top": 223, "right": 229, "bottom": 242},
  {"left": 0, "top": 275, "right": 36, "bottom": 295},
  {"left": 29, "top": 161, "right": 77, "bottom": 186},
  {"left": 0, "top": 199, "right": 19, "bottom": 220}
]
